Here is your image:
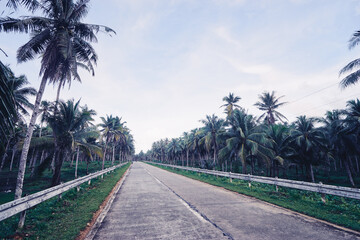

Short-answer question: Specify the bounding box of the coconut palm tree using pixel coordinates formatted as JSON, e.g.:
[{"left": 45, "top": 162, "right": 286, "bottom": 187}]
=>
[
  {"left": 46, "top": 99, "right": 99, "bottom": 186},
  {"left": 7, "top": 74, "right": 37, "bottom": 118},
  {"left": 182, "top": 132, "right": 191, "bottom": 166},
  {"left": 254, "top": 91, "right": 287, "bottom": 125},
  {"left": 166, "top": 138, "right": 181, "bottom": 165},
  {"left": 324, "top": 114, "right": 358, "bottom": 187},
  {"left": 221, "top": 92, "right": 241, "bottom": 117},
  {"left": 0, "top": 0, "right": 115, "bottom": 200},
  {"left": 99, "top": 115, "right": 125, "bottom": 169},
  {"left": 0, "top": 61, "right": 17, "bottom": 144},
  {"left": 0, "top": 66, "right": 36, "bottom": 171},
  {"left": 265, "top": 124, "right": 294, "bottom": 177},
  {"left": 340, "top": 29, "right": 360, "bottom": 88},
  {"left": 199, "top": 114, "right": 224, "bottom": 169},
  {"left": 290, "top": 116, "right": 325, "bottom": 182},
  {"left": 344, "top": 99, "right": 360, "bottom": 136},
  {"left": 225, "top": 109, "right": 271, "bottom": 174}
]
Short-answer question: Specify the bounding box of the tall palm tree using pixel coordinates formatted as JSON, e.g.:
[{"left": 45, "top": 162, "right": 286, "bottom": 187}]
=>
[
  {"left": 290, "top": 116, "right": 325, "bottom": 182},
  {"left": 221, "top": 92, "right": 241, "bottom": 117},
  {"left": 98, "top": 115, "right": 124, "bottom": 169},
  {"left": 0, "top": 65, "right": 36, "bottom": 171},
  {"left": 0, "top": 62, "right": 17, "bottom": 144},
  {"left": 225, "top": 109, "right": 271, "bottom": 174},
  {"left": 265, "top": 124, "right": 294, "bottom": 177},
  {"left": 340, "top": 29, "right": 360, "bottom": 88},
  {"left": 182, "top": 132, "right": 191, "bottom": 166},
  {"left": 0, "top": 0, "right": 115, "bottom": 200},
  {"left": 344, "top": 99, "right": 360, "bottom": 136},
  {"left": 7, "top": 74, "right": 37, "bottom": 118},
  {"left": 166, "top": 138, "right": 181, "bottom": 164},
  {"left": 254, "top": 91, "right": 287, "bottom": 125},
  {"left": 47, "top": 99, "right": 98, "bottom": 186},
  {"left": 199, "top": 114, "right": 224, "bottom": 169}
]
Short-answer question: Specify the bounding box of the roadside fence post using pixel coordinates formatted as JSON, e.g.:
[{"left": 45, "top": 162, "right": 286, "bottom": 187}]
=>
[
  {"left": 229, "top": 172, "right": 232, "bottom": 183},
  {"left": 275, "top": 177, "right": 279, "bottom": 192},
  {"left": 319, "top": 182, "right": 326, "bottom": 203},
  {"left": 248, "top": 174, "right": 252, "bottom": 188}
]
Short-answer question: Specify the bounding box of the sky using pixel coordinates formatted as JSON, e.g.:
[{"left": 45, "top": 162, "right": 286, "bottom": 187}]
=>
[{"left": 1, "top": 0, "right": 360, "bottom": 153}]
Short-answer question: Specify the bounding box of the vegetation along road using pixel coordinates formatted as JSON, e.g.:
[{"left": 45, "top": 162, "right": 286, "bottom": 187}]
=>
[{"left": 87, "top": 162, "right": 359, "bottom": 240}]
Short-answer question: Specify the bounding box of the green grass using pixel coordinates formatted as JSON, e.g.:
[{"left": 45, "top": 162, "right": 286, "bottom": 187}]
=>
[
  {"left": 0, "top": 161, "right": 114, "bottom": 205},
  {"left": 0, "top": 162, "right": 130, "bottom": 240},
  {"left": 149, "top": 163, "right": 360, "bottom": 232}
]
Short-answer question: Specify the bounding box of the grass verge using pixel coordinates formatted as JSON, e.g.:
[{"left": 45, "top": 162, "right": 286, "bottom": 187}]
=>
[
  {"left": 0, "top": 162, "right": 131, "bottom": 240},
  {"left": 0, "top": 161, "right": 114, "bottom": 205},
  {"left": 149, "top": 163, "right": 360, "bottom": 232}
]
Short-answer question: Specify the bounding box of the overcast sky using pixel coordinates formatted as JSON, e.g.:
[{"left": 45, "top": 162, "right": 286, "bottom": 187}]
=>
[{"left": 1, "top": 0, "right": 360, "bottom": 153}]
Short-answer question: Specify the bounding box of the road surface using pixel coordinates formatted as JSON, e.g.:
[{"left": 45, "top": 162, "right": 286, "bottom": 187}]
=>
[{"left": 90, "top": 162, "right": 359, "bottom": 240}]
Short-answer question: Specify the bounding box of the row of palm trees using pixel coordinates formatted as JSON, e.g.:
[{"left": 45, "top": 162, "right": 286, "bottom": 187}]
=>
[
  {"left": 0, "top": 67, "right": 135, "bottom": 186},
  {"left": 0, "top": 61, "right": 134, "bottom": 233},
  {"left": 0, "top": 0, "right": 115, "bottom": 204},
  {"left": 146, "top": 92, "right": 360, "bottom": 187}
]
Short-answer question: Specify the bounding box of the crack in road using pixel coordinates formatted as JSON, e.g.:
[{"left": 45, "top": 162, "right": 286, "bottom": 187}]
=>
[{"left": 144, "top": 167, "right": 234, "bottom": 240}]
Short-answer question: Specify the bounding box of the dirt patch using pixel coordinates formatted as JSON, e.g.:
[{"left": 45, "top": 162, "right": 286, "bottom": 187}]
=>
[{"left": 75, "top": 167, "right": 130, "bottom": 240}]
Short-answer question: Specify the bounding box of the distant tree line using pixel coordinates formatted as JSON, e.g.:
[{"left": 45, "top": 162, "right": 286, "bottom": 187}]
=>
[{"left": 145, "top": 92, "right": 360, "bottom": 187}]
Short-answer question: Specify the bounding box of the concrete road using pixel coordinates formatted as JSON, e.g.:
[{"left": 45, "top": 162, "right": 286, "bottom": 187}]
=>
[
  {"left": 91, "top": 162, "right": 360, "bottom": 240},
  {"left": 91, "top": 162, "right": 227, "bottom": 240}
]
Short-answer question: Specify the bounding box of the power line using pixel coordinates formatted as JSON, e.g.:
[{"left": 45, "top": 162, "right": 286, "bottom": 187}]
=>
[
  {"left": 288, "top": 82, "right": 339, "bottom": 104},
  {"left": 295, "top": 92, "right": 360, "bottom": 116}
]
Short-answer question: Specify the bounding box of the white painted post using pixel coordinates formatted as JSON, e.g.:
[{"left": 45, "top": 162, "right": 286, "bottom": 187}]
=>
[
  {"left": 229, "top": 172, "right": 232, "bottom": 183},
  {"left": 275, "top": 177, "right": 279, "bottom": 192},
  {"left": 319, "top": 182, "right": 326, "bottom": 203}
]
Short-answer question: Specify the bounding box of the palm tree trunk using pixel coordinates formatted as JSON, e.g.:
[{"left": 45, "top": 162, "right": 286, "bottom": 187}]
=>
[
  {"left": 39, "top": 121, "right": 43, "bottom": 137},
  {"left": 112, "top": 144, "right": 115, "bottom": 165},
  {"left": 307, "top": 163, "right": 315, "bottom": 183},
  {"left": 75, "top": 146, "right": 80, "bottom": 178},
  {"left": 30, "top": 151, "right": 39, "bottom": 177},
  {"left": 56, "top": 81, "right": 62, "bottom": 104},
  {"left": 51, "top": 150, "right": 63, "bottom": 186},
  {"left": 40, "top": 150, "right": 45, "bottom": 164},
  {"left": 186, "top": 150, "right": 189, "bottom": 167},
  {"left": 345, "top": 157, "right": 355, "bottom": 187},
  {"left": 10, "top": 143, "right": 17, "bottom": 171},
  {"left": 212, "top": 133, "right": 217, "bottom": 169},
  {"left": 102, "top": 138, "right": 108, "bottom": 170},
  {"left": 0, "top": 139, "right": 11, "bottom": 171},
  {"left": 14, "top": 77, "right": 47, "bottom": 200},
  {"left": 250, "top": 154, "right": 254, "bottom": 175},
  {"left": 51, "top": 153, "right": 55, "bottom": 171},
  {"left": 242, "top": 161, "right": 247, "bottom": 174},
  {"left": 333, "top": 158, "right": 337, "bottom": 171},
  {"left": 29, "top": 148, "right": 36, "bottom": 173}
]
